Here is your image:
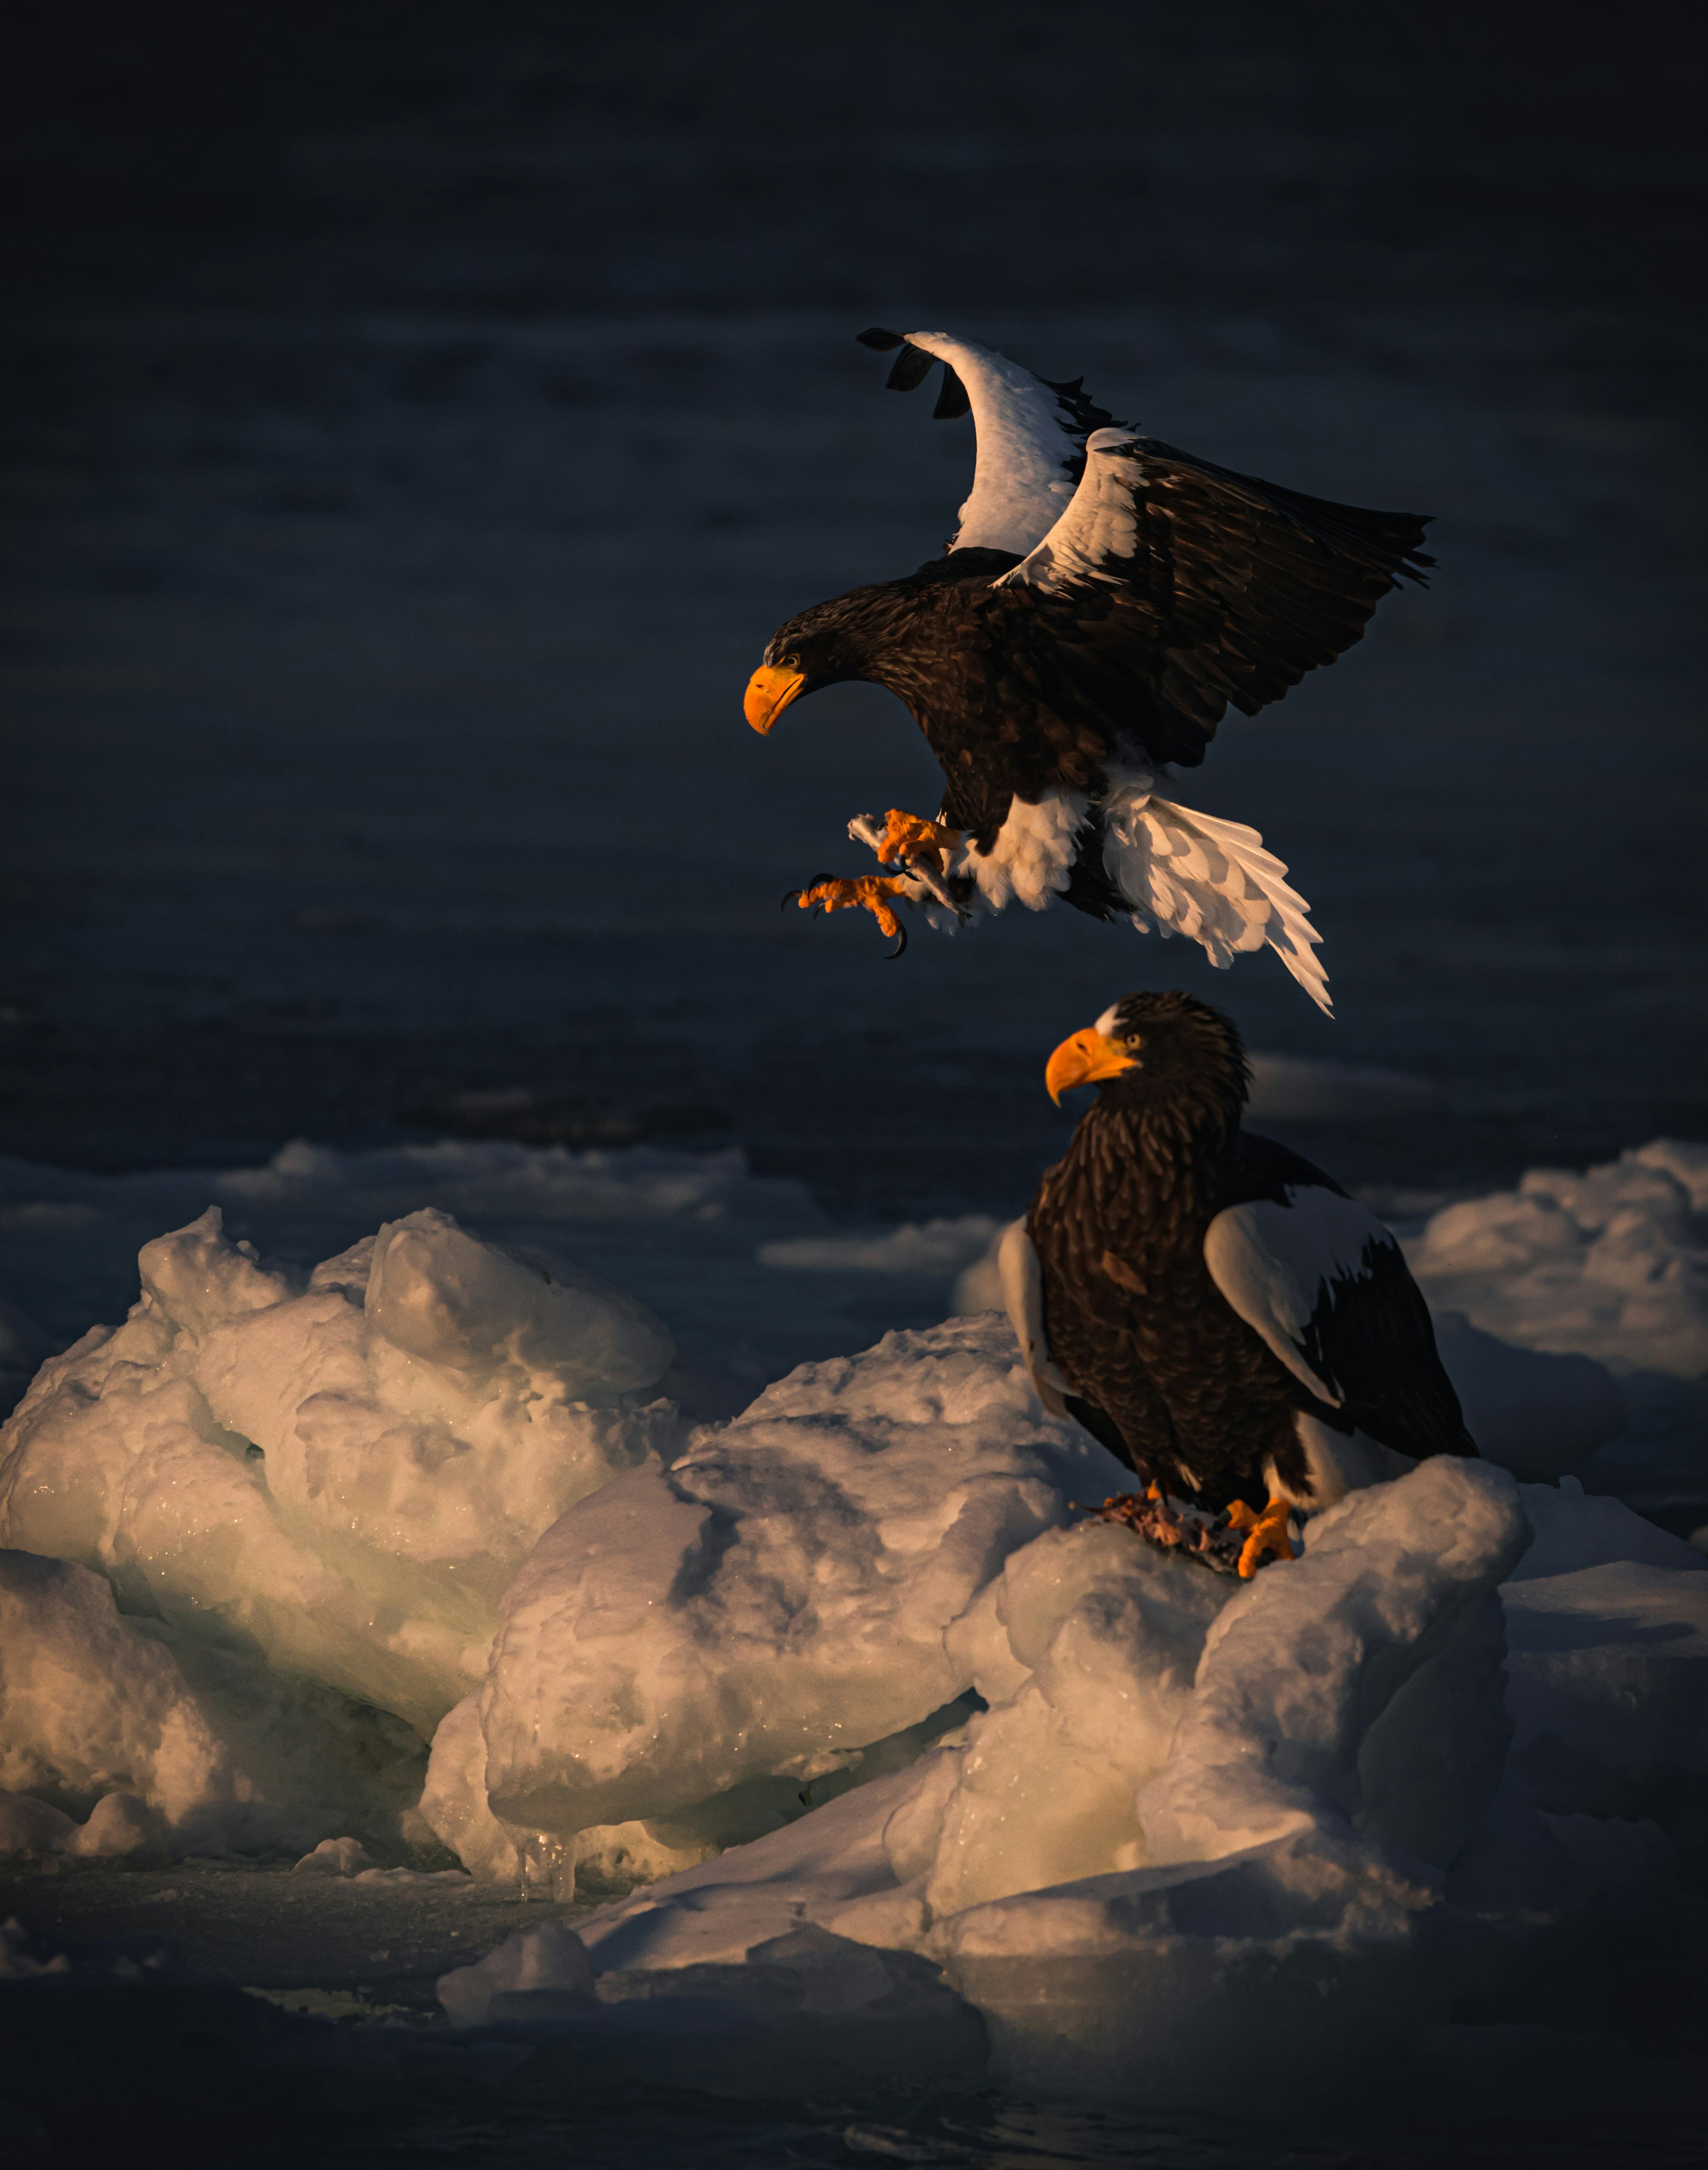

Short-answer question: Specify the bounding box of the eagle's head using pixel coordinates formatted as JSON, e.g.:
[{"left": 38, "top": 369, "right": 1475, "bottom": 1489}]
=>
[
  {"left": 743, "top": 595, "right": 883, "bottom": 734},
  {"left": 1045, "top": 991, "right": 1250, "bottom": 1127}
]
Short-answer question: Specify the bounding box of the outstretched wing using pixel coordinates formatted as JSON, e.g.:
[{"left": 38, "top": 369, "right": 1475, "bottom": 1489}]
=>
[
  {"left": 1204, "top": 1139, "right": 1474, "bottom": 1463},
  {"left": 857, "top": 327, "right": 1117, "bottom": 557},
  {"left": 995, "top": 427, "right": 1433, "bottom": 736}
]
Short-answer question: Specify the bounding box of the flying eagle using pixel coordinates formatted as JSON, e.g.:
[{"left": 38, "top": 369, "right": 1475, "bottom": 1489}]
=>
[
  {"left": 744, "top": 331, "right": 1433, "bottom": 1013},
  {"left": 1001, "top": 990, "right": 1475, "bottom": 1575}
]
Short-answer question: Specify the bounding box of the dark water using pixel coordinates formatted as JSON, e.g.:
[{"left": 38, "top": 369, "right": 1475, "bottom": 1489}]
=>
[
  {"left": 3, "top": 2, "right": 1705, "bottom": 1217},
  {"left": 3, "top": 8, "right": 1707, "bottom": 2165}
]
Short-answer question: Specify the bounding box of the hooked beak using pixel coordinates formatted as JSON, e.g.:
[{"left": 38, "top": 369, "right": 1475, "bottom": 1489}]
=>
[
  {"left": 744, "top": 662, "right": 807, "bottom": 735},
  {"left": 1046, "top": 1027, "right": 1139, "bottom": 1105}
]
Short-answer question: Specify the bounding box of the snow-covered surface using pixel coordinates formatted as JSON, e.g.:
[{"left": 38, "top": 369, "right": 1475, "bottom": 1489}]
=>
[
  {"left": 1409, "top": 1140, "right": 1708, "bottom": 1378},
  {"left": 0, "top": 1204, "right": 677, "bottom": 1737},
  {"left": 448, "top": 1315, "right": 1128, "bottom": 1856},
  {"left": 0, "top": 1135, "right": 1704, "bottom": 2105},
  {"left": 0, "top": 1549, "right": 426, "bottom": 1856},
  {"left": 554, "top": 1464, "right": 1706, "bottom": 2101}
]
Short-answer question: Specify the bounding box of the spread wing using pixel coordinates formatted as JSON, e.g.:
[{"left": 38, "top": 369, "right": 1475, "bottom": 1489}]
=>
[
  {"left": 857, "top": 327, "right": 1117, "bottom": 557},
  {"left": 1203, "top": 1161, "right": 1474, "bottom": 1462},
  {"left": 995, "top": 427, "right": 1434, "bottom": 737}
]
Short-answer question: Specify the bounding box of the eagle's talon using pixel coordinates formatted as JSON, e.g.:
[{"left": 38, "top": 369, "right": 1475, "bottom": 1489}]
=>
[
  {"left": 874, "top": 808, "right": 962, "bottom": 873},
  {"left": 792, "top": 875, "right": 912, "bottom": 947},
  {"left": 782, "top": 874, "right": 842, "bottom": 913},
  {"left": 1225, "top": 1495, "right": 1297, "bottom": 1578}
]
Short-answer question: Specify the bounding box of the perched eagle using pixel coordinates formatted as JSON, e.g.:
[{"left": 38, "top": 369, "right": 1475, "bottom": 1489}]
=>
[
  {"left": 1002, "top": 990, "right": 1475, "bottom": 1575},
  {"left": 745, "top": 330, "right": 1433, "bottom": 1013}
]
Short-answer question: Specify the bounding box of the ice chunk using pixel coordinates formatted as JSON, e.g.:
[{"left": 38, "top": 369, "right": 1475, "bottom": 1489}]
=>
[
  {"left": 563, "top": 1451, "right": 1708, "bottom": 2105},
  {"left": 0, "top": 1790, "right": 77, "bottom": 1859},
  {"left": 0, "top": 1549, "right": 425, "bottom": 1855},
  {"left": 1504, "top": 1559, "right": 1708, "bottom": 1832},
  {"left": 475, "top": 1316, "right": 1131, "bottom": 1846},
  {"left": 1508, "top": 1476, "right": 1706, "bottom": 1581},
  {"left": 438, "top": 1919, "right": 595, "bottom": 2026},
  {"left": 291, "top": 1835, "right": 375, "bottom": 1877},
  {"left": 0, "top": 1207, "right": 678, "bottom": 1731},
  {"left": 366, "top": 1208, "right": 673, "bottom": 1393},
  {"left": 0, "top": 1917, "right": 73, "bottom": 1980},
  {"left": 1410, "top": 1146, "right": 1708, "bottom": 1377},
  {"left": 1432, "top": 1312, "right": 1626, "bottom": 1479},
  {"left": 921, "top": 1526, "right": 1230, "bottom": 1916},
  {"left": 759, "top": 1217, "right": 1002, "bottom": 1276}
]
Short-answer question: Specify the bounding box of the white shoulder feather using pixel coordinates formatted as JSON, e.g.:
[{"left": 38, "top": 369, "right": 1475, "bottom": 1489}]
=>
[
  {"left": 997, "top": 1218, "right": 1070, "bottom": 1416},
  {"left": 1204, "top": 1188, "right": 1393, "bottom": 1405},
  {"left": 992, "top": 427, "right": 1147, "bottom": 591},
  {"left": 902, "top": 331, "right": 1116, "bottom": 558}
]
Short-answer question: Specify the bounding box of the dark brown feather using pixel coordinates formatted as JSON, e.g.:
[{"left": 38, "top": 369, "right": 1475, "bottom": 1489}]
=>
[{"left": 1025, "top": 993, "right": 1473, "bottom": 1510}]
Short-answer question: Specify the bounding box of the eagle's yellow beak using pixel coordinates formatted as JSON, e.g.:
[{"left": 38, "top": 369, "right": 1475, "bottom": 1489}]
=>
[
  {"left": 1046, "top": 1027, "right": 1139, "bottom": 1105},
  {"left": 744, "top": 662, "right": 806, "bottom": 735}
]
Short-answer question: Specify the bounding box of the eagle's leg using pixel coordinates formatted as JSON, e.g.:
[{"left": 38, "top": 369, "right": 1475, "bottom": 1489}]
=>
[
  {"left": 1225, "top": 1496, "right": 1297, "bottom": 1578},
  {"left": 790, "top": 874, "right": 912, "bottom": 951},
  {"left": 874, "top": 809, "right": 961, "bottom": 873}
]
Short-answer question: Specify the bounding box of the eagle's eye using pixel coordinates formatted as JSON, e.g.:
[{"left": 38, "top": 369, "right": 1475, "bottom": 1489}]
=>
[
  {"left": 1122, "top": 1034, "right": 1144, "bottom": 1049},
  {"left": 783, "top": 653, "right": 802, "bottom": 670}
]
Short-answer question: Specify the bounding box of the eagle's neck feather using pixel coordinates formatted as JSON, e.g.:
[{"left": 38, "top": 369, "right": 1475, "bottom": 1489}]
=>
[{"left": 1069, "top": 1097, "right": 1235, "bottom": 1259}]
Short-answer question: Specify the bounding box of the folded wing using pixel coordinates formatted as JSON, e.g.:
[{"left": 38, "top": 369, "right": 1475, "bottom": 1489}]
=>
[{"left": 1204, "top": 1152, "right": 1474, "bottom": 1462}]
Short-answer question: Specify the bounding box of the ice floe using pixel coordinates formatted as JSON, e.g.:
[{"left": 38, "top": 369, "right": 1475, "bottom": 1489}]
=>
[
  {"left": 0, "top": 1203, "right": 677, "bottom": 1737},
  {"left": 0, "top": 1135, "right": 1704, "bottom": 2104}
]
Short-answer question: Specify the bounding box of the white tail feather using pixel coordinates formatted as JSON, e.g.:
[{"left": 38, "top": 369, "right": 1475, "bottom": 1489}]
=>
[
  {"left": 845, "top": 770, "right": 1332, "bottom": 1013},
  {"left": 1101, "top": 769, "right": 1332, "bottom": 1015}
]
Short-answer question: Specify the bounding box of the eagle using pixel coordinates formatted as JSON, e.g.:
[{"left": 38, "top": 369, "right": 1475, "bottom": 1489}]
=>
[
  {"left": 744, "top": 330, "right": 1434, "bottom": 1013},
  {"left": 1001, "top": 989, "right": 1475, "bottom": 1575}
]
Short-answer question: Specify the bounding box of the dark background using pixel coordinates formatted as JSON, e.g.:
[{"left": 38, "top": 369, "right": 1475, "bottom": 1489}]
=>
[{"left": 3, "top": 0, "right": 1705, "bottom": 1220}]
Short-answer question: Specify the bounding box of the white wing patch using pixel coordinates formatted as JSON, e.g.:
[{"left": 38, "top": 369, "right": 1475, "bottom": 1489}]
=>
[
  {"left": 1100, "top": 766, "right": 1332, "bottom": 1016},
  {"left": 1204, "top": 1188, "right": 1392, "bottom": 1406},
  {"left": 997, "top": 1218, "right": 1070, "bottom": 1417},
  {"left": 993, "top": 428, "right": 1146, "bottom": 592},
  {"left": 902, "top": 331, "right": 1117, "bottom": 558}
]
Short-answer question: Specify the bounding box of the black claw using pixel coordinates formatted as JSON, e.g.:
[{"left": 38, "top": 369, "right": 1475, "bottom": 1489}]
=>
[
  {"left": 884, "top": 924, "right": 909, "bottom": 960},
  {"left": 855, "top": 326, "right": 904, "bottom": 351}
]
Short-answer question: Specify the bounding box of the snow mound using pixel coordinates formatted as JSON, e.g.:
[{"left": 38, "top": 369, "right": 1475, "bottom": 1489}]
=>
[
  {"left": 1410, "top": 1140, "right": 1708, "bottom": 1377},
  {"left": 0, "top": 1137, "right": 816, "bottom": 1235},
  {"left": 564, "top": 1461, "right": 1708, "bottom": 2102},
  {"left": 0, "top": 1206, "right": 678, "bottom": 1734},
  {"left": 0, "top": 1550, "right": 424, "bottom": 1855},
  {"left": 759, "top": 1215, "right": 1002, "bottom": 1276},
  {"left": 450, "top": 1315, "right": 1131, "bottom": 1857}
]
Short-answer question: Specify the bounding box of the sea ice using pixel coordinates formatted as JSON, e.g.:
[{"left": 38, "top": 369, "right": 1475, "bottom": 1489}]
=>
[
  {"left": 0, "top": 1205, "right": 677, "bottom": 1734},
  {"left": 0, "top": 1550, "right": 424, "bottom": 1855},
  {"left": 0, "top": 1136, "right": 1704, "bottom": 2105},
  {"left": 1409, "top": 1139, "right": 1708, "bottom": 1378},
  {"left": 557, "top": 1461, "right": 1707, "bottom": 2102},
  {"left": 455, "top": 1315, "right": 1130, "bottom": 1854}
]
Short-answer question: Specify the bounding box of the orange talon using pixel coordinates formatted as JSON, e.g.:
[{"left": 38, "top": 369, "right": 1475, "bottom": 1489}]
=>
[
  {"left": 875, "top": 809, "right": 961, "bottom": 872},
  {"left": 1225, "top": 1496, "right": 1297, "bottom": 1579},
  {"left": 795, "top": 875, "right": 910, "bottom": 944}
]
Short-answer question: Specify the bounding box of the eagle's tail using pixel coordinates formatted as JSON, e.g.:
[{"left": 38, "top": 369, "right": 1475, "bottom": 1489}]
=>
[{"left": 1099, "top": 769, "right": 1332, "bottom": 1016}]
